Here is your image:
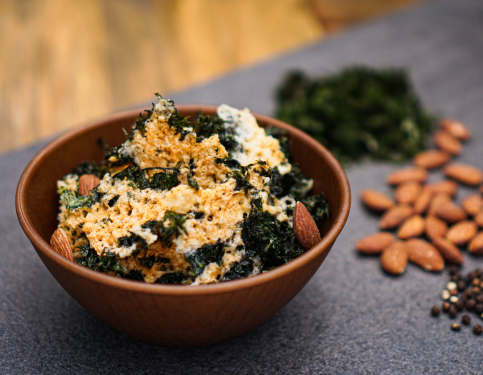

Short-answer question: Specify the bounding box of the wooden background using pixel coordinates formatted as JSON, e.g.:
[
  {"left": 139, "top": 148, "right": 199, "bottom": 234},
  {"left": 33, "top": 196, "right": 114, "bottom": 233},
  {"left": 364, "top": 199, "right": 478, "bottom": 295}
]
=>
[{"left": 0, "top": 0, "right": 423, "bottom": 155}]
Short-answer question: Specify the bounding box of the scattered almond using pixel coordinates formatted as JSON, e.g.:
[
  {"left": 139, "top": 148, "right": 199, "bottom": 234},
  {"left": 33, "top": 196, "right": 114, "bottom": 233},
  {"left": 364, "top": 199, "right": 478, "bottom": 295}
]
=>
[
  {"left": 380, "top": 241, "right": 408, "bottom": 275},
  {"left": 434, "top": 130, "right": 462, "bottom": 155},
  {"left": 427, "top": 193, "right": 452, "bottom": 216},
  {"left": 78, "top": 174, "right": 101, "bottom": 196},
  {"left": 462, "top": 194, "right": 483, "bottom": 216},
  {"left": 395, "top": 181, "right": 421, "bottom": 205},
  {"left": 379, "top": 204, "right": 413, "bottom": 230},
  {"left": 475, "top": 211, "right": 483, "bottom": 227},
  {"left": 413, "top": 189, "right": 433, "bottom": 215},
  {"left": 356, "top": 232, "right": 396, "bottom": 255},
  {"left": 386, "top": 167, "right": 428, "bottom": 186},
  {"left": 406, "top": 238, "right": 445, "bottom": 272},
  {"left": 425, "top": 215, "right": 448, "bottom": 240},
  {"left": 435, "top": 202, "right": 467, "bottom": 223},
  {"left": 360, "top": 190, "right": 394, "bottom": 212},
  {"left": 440, "top": 118, "right": 471, "bottom": 141},
  {"left": 397, "top": 215, "right": 425, "bottom": 239},
  {"left": 424, "top": 180, "right": 458, "bottom": 196},
  {"left": 432, "top": 237, "right": 464, "bottom": 265},
  {"left": 413, "top": 149, "right": 451, "bottom": 169},
  {"left": 446, "top": 220, "right": 477, "bottom": 246},
  {"left": 444, "top": 163, "right": 483, "bottom": 186},
  {"left": 468, "top": 232, "right": 483, "bottom": 255},
  {"left": 293, "top": 202, "right": 321, "bottom": 250},
  {"left": 50, "top": 228, "right": 74, "bottom": 261}
]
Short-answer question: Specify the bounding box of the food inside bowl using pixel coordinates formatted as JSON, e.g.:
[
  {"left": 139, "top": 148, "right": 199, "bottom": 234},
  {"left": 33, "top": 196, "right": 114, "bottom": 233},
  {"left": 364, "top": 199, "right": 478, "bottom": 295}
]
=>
[{"left": 53, "top": 95, "right": 329, "bottom": 285}]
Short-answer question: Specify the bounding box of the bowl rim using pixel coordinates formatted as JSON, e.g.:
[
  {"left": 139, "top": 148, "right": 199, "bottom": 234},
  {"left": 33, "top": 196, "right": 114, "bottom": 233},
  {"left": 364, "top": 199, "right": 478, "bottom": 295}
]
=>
[{"left": 16, "top": 105, "right": 351, "bottom": 296}]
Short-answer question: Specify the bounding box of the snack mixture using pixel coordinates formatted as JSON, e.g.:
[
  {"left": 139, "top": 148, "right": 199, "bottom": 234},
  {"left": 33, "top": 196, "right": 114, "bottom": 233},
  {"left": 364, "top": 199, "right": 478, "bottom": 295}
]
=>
[{"left": 54, "top": 95, "right": 329, "bottom": 285}]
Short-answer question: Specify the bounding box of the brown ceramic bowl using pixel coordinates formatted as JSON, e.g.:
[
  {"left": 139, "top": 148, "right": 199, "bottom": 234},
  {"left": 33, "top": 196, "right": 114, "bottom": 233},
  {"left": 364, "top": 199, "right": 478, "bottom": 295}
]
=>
[{"left": 16, "top": 106, "right": 350, "bottom": 346}]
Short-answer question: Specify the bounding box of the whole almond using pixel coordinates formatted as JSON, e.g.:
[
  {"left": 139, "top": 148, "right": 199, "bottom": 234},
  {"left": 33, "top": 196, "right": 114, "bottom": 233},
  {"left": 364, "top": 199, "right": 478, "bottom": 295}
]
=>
[
  {"left": 413, "top": 149, "right": 451, "bottom": 169},
  {"left": 387, "top": 167, "right": 428, "bottom": 186},
  {"left": 434, "top": 130, "right": 462, "bottom": 155},
  {"left": 468, "top": 232, "right": 483, "bottom": 255},
  {"left": 413, "top": 189, "right": 433, "bottom": 215},
  {"left": 435, "top": 202, "right": 467, "bottom": 223},
  {"left": 432, "top": 237, "right": 464, "bottom": 265},
  {"left": 475, "top": 211, "right": 483, "bottom": 227},
  {"left": 360, "top": 190, "right": 394, "bottom": 212},
  {"left": 425, "top": 215, "right": 448, "bottom": 240},
  {"left": 293, "top": 202, "right": 321, "bottom": 250},
  {"left": 395, "top": 181, "right": 421, "bottom": 205},
  {"left": 356, "top": 232, "right": 396, "bottom": 255},
  {"left": 424, "top": 180, "right": 458, "bottom": 196},
  {"left": 50, "top": 228, "right": 74, "bottom": 261},
  {"left": 440, "top": 118, "right": 471, "bottom": 141},
  {"left": 380, "top": 241, "right": 408, "bottom": 275},
  {"left": 462, "top": 194, "right": 483, "bottom": 216},
  {"left": 406, "top": 238, "right": 445, "bottom": 272},
  {"left": 446, "top": 220, "right": 477, "bottom": 246},
  {"left": 397, "top": 215, "right": 425, "bottom": 239},
  {"left": 379, "top": 204, "right": 413, "bottom": 230},
  {"left": 444, "top": 163, "right": 483, "bottom": 186},
  {"left": 427, "top": 193, "right": 452, "bottom": 216},
  {"left": 78, "top": 174, "right": 101, "bottom": 196}
]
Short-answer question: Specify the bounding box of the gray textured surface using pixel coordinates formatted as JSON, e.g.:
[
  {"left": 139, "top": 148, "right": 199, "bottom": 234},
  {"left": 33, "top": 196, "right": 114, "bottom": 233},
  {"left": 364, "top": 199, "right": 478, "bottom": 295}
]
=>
[{"left": 3, "top": 0, "right": 483, "bottom": 373}]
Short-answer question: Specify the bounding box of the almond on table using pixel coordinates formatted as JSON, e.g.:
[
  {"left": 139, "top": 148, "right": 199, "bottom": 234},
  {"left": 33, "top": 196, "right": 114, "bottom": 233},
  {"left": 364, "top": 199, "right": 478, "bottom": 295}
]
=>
[
  {"left": 386, "top": 167, "right": 428, "bottom": 186},
  {"left": 427, "top": 193, "right": 452, "bottom": 216},
  {"left": 356, "top": 232, "right": 395, "bottom": 255},
  {"left": 462, "top": 194, "right": 483, "bottom": 216},
  {"left": 475, "top": 211, "right": 483, "bottom": 227},
  {"left": 446, "top": 220, "right": 477, "bottom": 246},
  {"left": 406, "top": 238, "right": 445, "bottom": 272},
  {"left": 425, "top": 215, "right": 448, "bottom": 240},
  {"left": 431, "top": 237, "right": 464, "bottom": 265},
  {"left": 379, "top": 204, "right": 414, "bottom": 230},
  {"left": 434, "top": 130, "right": 462, "bottom": 155},
  {"left": 468, "top": 232, "right": 483, "bottom": 255},
  {"left": 397, "top": 215, "right": 425, "bottom": 239},
  {"left": 395, "top": 181, "right": 421, "bottom": 205},
  {"left": 360, "top": 189, "right": 394, "bottom": 212},
  {"left": 435, "top": 202, "right": 467, "bottom": 223},
  {"left": 440, "top": 118, "right": 471, "bottom": 141},
  {"left": 380, "top": 241, "right": 408, "bottom": 275},
  {"left": 424, "top": 180, "right": 458, "bottom": 196},
  {"left": 444, "top": 163, "right": 483, "bottom": 186},
  {"left": 413, "top": 188, "right": 433, "bottom": 215},
  {"left": 413, "top": 149, "right": 451, "bottom": 169}
]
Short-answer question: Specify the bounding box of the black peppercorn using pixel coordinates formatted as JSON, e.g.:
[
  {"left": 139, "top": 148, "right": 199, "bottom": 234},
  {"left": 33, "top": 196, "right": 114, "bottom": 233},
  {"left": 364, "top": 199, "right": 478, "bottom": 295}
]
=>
[
  {"left": 450, "top": 274, "right": 460, "bottom": 283},
  {"left": 431, "top": 305, "right": 442, "bottom": 317},
  {"left": 451, "top": 323, "right": 461, "bottom": 331},
  {"left": 476, "top": 294, "right": 483, "bottom": 304},
  {"left": 476, "top": 304, "right": 483, "bottom": 314},
  {"left": 457, "top": 280, "right": 466, "bottom": 291},
  {"left": 455, "top": 300, "right": 465, "bottom": 311},
  {"left": 443, "top": 302, "right": 451, "bottom": 312},
  {"left": 449, "top": 305, "right": 458, "bottom": 318},
  {"left": 466, "top": 299, "right": 476, "bottom": 311},
  {"left": 449, "top": 265, "right": 460, "bottom": 275},
  {"left": 462, "top": 314, "right": 471, "bottom": 325},
  {"left": 465, "top": 289, "right": 474, "bottom": 298},
  {"left": 473, "top": 324, "right": 483, "bottom": 335}
]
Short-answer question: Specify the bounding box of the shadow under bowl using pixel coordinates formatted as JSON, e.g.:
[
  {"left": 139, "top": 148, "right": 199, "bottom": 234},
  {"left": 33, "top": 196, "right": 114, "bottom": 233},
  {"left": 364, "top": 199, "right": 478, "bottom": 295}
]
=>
[{"left": 16, "top": 106, "right": 351, "bottom": 346}]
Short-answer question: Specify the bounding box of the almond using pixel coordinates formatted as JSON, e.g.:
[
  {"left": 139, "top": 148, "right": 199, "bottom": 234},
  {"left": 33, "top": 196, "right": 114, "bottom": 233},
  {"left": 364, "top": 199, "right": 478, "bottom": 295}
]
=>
[
  {"left": 413, "top": 188, "right": 433, "bottom": 215},
  {"left": 413, "top": 149, "right": 451, "bottom": 169},
  {"left": 379, "top": 204, "right": 413, "bottom": 230},
  {"left": 475, "top": 211, "right": 483, "bottom": 227},
  {"left": 380, "top": 241, "right": 408, "bottom": 275},
  {"left": 434, "top": 130, "right": 462, "bottom": 155},
  {"left": 424, "top": 180, "right": 458, "bottom": 196},
  {"left": 446, "top": 220, "right": 477, "bottom": 246},
  {"left": 360, "top": 190, "right": 394, "bottom": 212},
  {"left": 468, "top": 232, "right": 483, "bottom": 255},
  {"left": 462, "top": 194, "right": 483, "bottom": 216},
  {"left": 293, "top": 202, "right": 321, "bottom": 250},
  {"left": 50, "top": 228, "right": 74, "bottom": 261},
  {"left": 435, "top": 202, "right": 467, "bottom": 223},
  {"left": 440, "top": 118, "right": 471, "bottom": 141},
  {"left": 444, "top": 163, "right": 483, "bottom": 186},
  {"left": 427, "top": 193, "right": 452, "bottom": 216},
  {"left": 432, "top": 237, "right": 464, "bottom": 265},
  {"left": 78, "top": 174, "right": 101, "bottom": 196},
  {"left": 425, "top": 215, "right": 448, "bottom": 240},
  {"left": 397, "top": 215, "right": 425, "bottom": 239},
  {"left": 356, "top": 232, "right": 395, "bottom": 255},
  {"left": 386, "top": 167, "right": 428, "bottom": 186},
  {"left": 406, "top": 238, "right": 445, "bottom": 272},
  {"left": 395, "top": 181, "right": 421, "bottom": 205}
]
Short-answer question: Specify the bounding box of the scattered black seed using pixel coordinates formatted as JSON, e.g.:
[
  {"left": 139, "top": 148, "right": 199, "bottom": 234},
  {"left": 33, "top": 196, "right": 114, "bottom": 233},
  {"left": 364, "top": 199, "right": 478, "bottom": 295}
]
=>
[
  {"left": 431, "top": 305, "right": 442, "bottom": 317},
  {"left": 457, "top": 280, "right": 467, "bottom": 291},
  {"left": 455, "top": 300, "right": 465, "bottom": 311},
  {"left": 473, "top": 324, "right": 483, "bottom": 335},
  {"left": 467, "top": 299, "right": 476, "bottom": 311},
  {"left": 451, "top": 323, "right": 461, "bottom": 331},
  {"left": 476, "top": 294, "right": 483, "bottom": 304},
  {"left": 449, "top": 306, "right": 458, "bottom": 318},
  {"left": 462, "top": 314, "right": 471, "bottom": 325},
  {"left": 449, "top": 265, "right": 460, "bottom": 275},
  {"left": 465, "top": 289, "right": 474, "bottom": 298},
  {"left": 442, "top": 302, "right": 451, "bottom": 312},
  {"left": 476, "top": 304, "right": 483, "bottom": 314}
]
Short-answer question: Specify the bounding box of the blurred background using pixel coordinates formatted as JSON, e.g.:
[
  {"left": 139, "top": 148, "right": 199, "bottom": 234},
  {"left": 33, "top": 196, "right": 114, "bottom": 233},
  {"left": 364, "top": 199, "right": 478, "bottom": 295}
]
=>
[{"left": 0, "top": 0, "right": 424, "bottom": 155}]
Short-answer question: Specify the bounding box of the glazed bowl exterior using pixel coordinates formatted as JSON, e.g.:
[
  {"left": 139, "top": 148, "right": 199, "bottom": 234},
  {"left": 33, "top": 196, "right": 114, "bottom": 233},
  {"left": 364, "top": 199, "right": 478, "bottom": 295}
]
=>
[{"left": 16, "top": 106, "right": 350, "bottom": 346}]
